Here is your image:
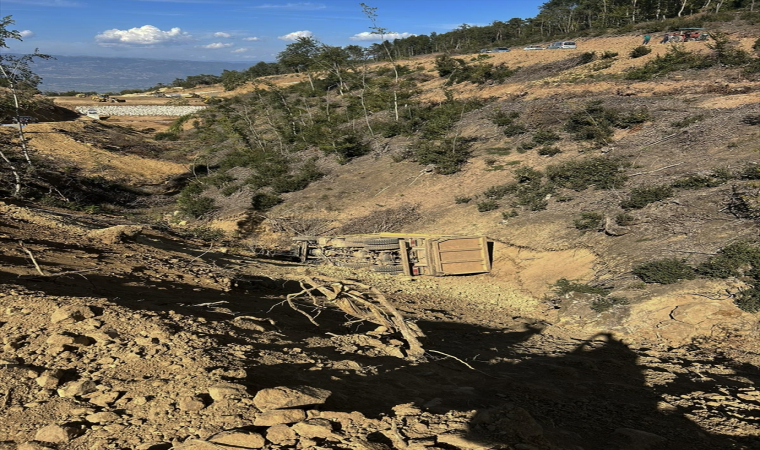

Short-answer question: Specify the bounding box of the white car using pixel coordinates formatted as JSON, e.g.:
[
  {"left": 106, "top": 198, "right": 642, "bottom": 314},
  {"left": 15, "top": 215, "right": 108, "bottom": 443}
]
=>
[{"left": 523, "top": 45, "right": 544, "bottom": 50}]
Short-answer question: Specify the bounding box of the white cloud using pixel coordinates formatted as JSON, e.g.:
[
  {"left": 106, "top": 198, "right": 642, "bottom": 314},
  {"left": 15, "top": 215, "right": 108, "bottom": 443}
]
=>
[
  {"left": 255, "top": 2, "right": 326, "bottom": 10},
  {"left": 350, "top": 31, "right": 415, "bottom": 41},
  {"left": 19, "top": 30, "right": 35, "bottom": 38},
  {"left": 243, "top": 37, "right": 261, "bottom": 41},
  {"left": 213, "top": 32, "right": 232, "bottom": 38},
  {"left": 95, "top": 25, "right": 192, "bottom": 46},
  {"left": 278, "top": 30, "right": 312, "bottom": 41},
  {"left": 198, "top": 42, "right": 233, "bottom": 49},
  {"left": 231, "top": 48, "right": 248, "bottom": 53}
]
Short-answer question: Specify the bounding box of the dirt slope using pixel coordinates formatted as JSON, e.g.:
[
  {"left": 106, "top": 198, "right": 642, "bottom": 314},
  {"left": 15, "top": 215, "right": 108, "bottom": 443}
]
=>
[
  {"left": 1, "top": 31, "right": 760, "bottom": 450},
  {"left": 1, "top": 200, "right": 759, "bottom": 450}
]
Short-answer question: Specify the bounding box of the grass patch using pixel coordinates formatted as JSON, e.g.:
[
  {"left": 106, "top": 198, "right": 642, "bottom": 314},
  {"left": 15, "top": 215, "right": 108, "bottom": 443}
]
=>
[
  {"left": 632, "top": 259, "right": 695, "bottom": 284},
  {"left": 620, "top": 185, "right": 673, "bottom": 209}
]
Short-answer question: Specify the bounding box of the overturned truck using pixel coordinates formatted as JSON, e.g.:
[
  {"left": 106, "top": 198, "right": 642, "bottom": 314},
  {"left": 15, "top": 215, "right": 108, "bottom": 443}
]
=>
[{"left": 293, "top": 234, "right": 492, "bottom": 276}]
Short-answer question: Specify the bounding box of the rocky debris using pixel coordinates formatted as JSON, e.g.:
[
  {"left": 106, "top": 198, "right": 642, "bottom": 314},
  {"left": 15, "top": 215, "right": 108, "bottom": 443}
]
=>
[
  {"left": 252, "top": 386, "right": 331, "bottom": 411},
  {"left": 34, "top": 424, "right": 79, "bottom": 443},
  {"left": 86, "top": 225, "right": 144, "bottom": 244}
]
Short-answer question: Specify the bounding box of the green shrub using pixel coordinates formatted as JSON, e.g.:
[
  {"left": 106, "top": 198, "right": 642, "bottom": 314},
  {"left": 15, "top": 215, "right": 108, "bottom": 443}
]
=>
[
  {"left": 671, "top": 174, "right": 725, "bottom": 189},
  {"left": 552, "top": 278, "right": 610, "bottom": 296},
  {"left": 532, "top": 129, "right": 561, "bottom": 145},
  {"left": 697, "top": 242, "right": 760, "bottom": 279},
  {"left": 490, "top": 111, "right": 520, "bottom": 127},
  {"left": 577, "top": 51, "right": 597, "bottom": 65},
  {"left": 177, "top": 195, "right": 216, "bottom": 219},
  {"left": 629, "top": 45, "right": 652, "bottom": 58},
  {"left": 625, "top": 45, "right": 710, "bottom": 80},
  {"left": 545, "top": 157, "right": 627, "bottom": 191},
  {"left": 707, "top": 32, "right": 751, "bottom": 66},
  {"left": 742, "top": 114, "right": 760, "bottom": 126},
  {"left": 620, "top": 185, "right": 673, "bottom": 209},
  {"left": 735, "top": 285, "right": 760, "bottom": 313},
  {"left": 754, "top": 37, "right": 760, "bottom": 52},
  {"left": 454, "top": 196, "right": 472, "bottom": 204},
  {"left": 477, "top": 199, "right": 499, "bottom": 212},
  {"left": 251, "top": 192, "right": 282, "bottom": 211},
  {"left": 415, "top": 138, "right": 473, "bottom": 175},
  {"left": 574, "top": 212, "right": 602, "bottom": 231},
  {"left": 483, "top": 184, "right": 513, "bottom": 200},
  {"left": 537, "top": 146, "right": 562, "bottom": 157},
  {"left": 591, "top": 296, "right": 630, "bottom": 313},
  {"left": 602, "top": 51, "right": 618, "bottom": 59},
  {"left": 501, "top": 209, "right": 518, "bottom": 219},
  {"left": 632, "top": 259, "right": 695, "bottom": 284},
  {"left": 615, "top": 212, "right": 636, "bottom": 226},
  {"left": 671, "top": 114, "right": 704, "bottom": 128},
  {"left": 154, "top": 131, "right": 179, "bottom": 141},
  {"left": 503, "top": 123, "right": 528, "bottom": 137},
  {"left": 741, "top": 165, "right": 760, "bottom": 179}
]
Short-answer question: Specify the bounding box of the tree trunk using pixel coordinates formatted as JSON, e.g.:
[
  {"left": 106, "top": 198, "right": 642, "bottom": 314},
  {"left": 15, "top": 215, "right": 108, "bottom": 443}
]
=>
[
  {"left": 0, "top": 147, "right": 22, "bottom": 197},
  {"left": 678, "top": 0, "right": 688, "bottom": 16}
]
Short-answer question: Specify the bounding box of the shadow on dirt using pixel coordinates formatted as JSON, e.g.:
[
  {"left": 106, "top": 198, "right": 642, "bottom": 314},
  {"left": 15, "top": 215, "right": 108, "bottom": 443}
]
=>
[{"left": 3, "top": 257, "right": 757, "bottom": 449}]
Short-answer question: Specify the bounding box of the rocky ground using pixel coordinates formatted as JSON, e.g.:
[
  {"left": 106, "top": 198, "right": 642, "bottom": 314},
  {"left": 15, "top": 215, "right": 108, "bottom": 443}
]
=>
[{"left": 1, "top": 200, "right": 759, "bottom": 450}]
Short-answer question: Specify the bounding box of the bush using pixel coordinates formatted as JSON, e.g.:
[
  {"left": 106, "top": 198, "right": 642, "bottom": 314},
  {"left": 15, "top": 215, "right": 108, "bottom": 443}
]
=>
[
  {"left": 483, "top": 184, "right": 513, "bottom": 200},
  {"left": 454, "top": 196, "right": 472, "bottom": 204},
  {"left": 615, "top": 212, "right": 635, "bottom": 226},
  {"left": 415, "top": 137, "right": 473, "bottom": 175},
  {"left": 625, "top": 45, "right": 710, "bottom": 81},
  {"left": 251, "top": 192, "right": 282, "bottom": 211},
  {"left": 577, "top": 51, "right": 597, "bottom": 65},
  {"left": 591, "top": 296, "right": 630, "bottom": 313},
  {"left": 735, "top": 285, "right": 760, "bottom": 313},
  {"left": 177, "top": 195, "right": 216, "bottom": 219},
  {"left": 574, "top": 212, "right": 602, "bottom": 231},
  {"left": 545, "top": 157, "right": 627, "bottom": 191},
  {"left": 742, "top": 114, "right": 760, "bottom": 126},
  {"left": 620, "top": 185, "right": 673, "bottom": 209},
  {"left": 632, "top": 259, "right": 695, "bottom": 284},
  {"left": 602, "top": 51, "right": 618, "bottom": 59},
  {"left": 154, "top": 131, "right": 179, "bottom": 141},
  {"left": 671, "top": 174, "right": 725, "bottom": 189},
  {"left": 697, "top": 242, "right": 760, "bottom": 279},
  {"left": 552, "top": 278, "right": 610, "bottom": 296},
  {"left": 532, "top": 129, "right": 561, "bottom": 145},
  {"left": 477, "top": 199, "right": 499, "bottom": 212},
  {"left": 537, "top": 146, "right": 562, "bottom": 157},
  {"left": 629, "top": 46, "right": 652, "bottom": 58},
  {"left": 671, "top": 114, "right": 704, "bottom": 128}
]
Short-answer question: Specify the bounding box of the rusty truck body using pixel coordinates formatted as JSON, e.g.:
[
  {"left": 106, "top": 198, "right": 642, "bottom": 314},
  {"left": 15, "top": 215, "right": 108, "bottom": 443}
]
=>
[{"left": 293, "top": 234, "right": 492, "bottom": 276}]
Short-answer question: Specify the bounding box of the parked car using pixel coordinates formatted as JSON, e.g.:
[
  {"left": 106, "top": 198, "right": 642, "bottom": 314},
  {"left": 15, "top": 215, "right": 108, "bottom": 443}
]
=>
[
  {"left": 523, "top": 45, "right": 545, "bottom": 50},
  {"left": 548, "top": 41, "right": 577, "bottom": 49},
  {"left": 492, "top": 47, "right": 511, "bottom": 52}
]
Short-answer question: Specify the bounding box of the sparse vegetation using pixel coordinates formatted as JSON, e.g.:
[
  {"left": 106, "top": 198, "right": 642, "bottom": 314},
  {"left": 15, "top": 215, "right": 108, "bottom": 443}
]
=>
[
  {"left": 476, "top": 199, "right": 499, "bottom": 212},
  {"left": 574, "top": 211, "right": 602, "bottom": 231},
  {"left": 632, "top": 259, "right": 695, "bottom": 284},
  {"left": 620, "top": 185, "right": 673, "bottom": 209},
  {"left": 629, "top": 45, "right": 652, "bottom": 58}
]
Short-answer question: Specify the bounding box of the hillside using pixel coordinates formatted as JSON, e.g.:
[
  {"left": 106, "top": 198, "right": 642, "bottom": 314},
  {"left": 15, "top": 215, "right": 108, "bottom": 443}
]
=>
[{"left": 1, "top": 29, "right": 760, "bottom": 449}]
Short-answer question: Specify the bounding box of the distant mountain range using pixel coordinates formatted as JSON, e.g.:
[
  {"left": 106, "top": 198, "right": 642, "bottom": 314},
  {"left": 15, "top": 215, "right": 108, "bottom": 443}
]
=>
[{"left": 26, "top": 55, "right": 254, "bottom": 93}]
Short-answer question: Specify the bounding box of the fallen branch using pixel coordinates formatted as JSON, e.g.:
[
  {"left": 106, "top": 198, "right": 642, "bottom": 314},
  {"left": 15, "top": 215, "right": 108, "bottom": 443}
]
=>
[
  {"left": 630, "top": 162, "right": 684, "bottom": 177},
  {"left": 18, "top": 241, "right": 45, "bottom": 276},
  {"left": 286, "top": 276, "right": 425, "bottom": 359}
]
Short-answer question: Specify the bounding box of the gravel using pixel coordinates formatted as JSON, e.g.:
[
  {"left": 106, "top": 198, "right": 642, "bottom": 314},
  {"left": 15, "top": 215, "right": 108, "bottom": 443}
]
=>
[{"left": 75, "top": 105, "right": 207, "bottom": 116}]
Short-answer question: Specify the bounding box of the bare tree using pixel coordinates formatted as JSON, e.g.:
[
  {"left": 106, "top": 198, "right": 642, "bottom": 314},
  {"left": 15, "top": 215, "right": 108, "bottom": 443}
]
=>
[
  {"left": 360, "top": 3, "right": 400, "bottom": 122},
  {"left": 0, "top": 15, "right": 52, "bottom": 196}
]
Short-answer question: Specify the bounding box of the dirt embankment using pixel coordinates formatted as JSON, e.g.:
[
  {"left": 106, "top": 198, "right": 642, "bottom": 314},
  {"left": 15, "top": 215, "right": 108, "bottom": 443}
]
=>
[{"left": 1, "top": 30, "right": 759, "bottom": 450}]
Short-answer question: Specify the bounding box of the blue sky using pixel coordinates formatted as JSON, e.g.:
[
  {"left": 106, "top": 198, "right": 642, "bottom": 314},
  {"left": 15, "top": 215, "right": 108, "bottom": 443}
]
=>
[{"left": 2, "top": 0, "right": 544, "bottom": 62}]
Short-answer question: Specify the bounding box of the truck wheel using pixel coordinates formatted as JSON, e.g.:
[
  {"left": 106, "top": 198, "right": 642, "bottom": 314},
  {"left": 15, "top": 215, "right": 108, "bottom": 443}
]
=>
[{"left": 372, "top": 265, "right": 403, "bottom": 274}]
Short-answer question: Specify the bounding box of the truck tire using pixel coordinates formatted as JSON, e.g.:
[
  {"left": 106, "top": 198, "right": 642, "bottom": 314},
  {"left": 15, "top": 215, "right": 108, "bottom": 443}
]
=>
[
  {"left": 372, "top": 265, "right": 403, "bottom": 274},
  {"left": 342, "top": 238, "right": 367, "bottom": 248}
]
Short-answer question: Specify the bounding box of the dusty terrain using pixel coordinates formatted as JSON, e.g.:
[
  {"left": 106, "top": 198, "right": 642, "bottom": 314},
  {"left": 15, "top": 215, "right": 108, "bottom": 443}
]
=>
[{"left": 1, "top": 32, "right": 760, "bottom": 449}]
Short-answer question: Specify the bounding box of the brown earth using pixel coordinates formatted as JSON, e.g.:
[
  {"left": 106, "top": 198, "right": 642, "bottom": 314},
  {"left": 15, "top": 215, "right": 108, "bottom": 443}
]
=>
[{"left": 1, "top": 32, "right": 760, "bottom": 449}]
